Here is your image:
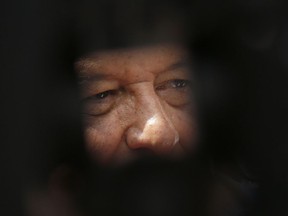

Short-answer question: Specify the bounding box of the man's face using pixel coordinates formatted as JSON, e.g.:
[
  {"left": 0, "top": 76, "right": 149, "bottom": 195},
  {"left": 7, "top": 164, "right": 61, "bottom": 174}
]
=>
[{"left": 76, "top": 44, "right": 197, "bottom": 166}]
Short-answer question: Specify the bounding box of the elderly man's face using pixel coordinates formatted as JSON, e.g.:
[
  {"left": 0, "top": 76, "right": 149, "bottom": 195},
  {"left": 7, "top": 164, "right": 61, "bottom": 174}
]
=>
[{"left": 76, "top": 44, "right": 197, "bottom": 165}]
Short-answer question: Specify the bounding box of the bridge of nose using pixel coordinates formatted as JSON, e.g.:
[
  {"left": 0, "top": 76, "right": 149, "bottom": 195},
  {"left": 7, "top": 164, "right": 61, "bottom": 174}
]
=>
[
  {"left": 131, "top": 83, "right": 168, "bottom": 127},
  {"left": 126, "top": 84, "right": 179, "bottom": 153}
]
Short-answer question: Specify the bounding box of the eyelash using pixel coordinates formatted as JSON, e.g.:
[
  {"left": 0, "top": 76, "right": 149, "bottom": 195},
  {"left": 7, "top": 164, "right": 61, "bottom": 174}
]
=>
[
  {"left": 94, "top": 90, "right": 115, "bottom": 100},
  {"left": 89, "top": 79, "right": 189, "bottom": 98},
  {"left": 156, "top": 79, "right": 190, "bottom": 90},
  {"left": 170, "top": 79, "right": 190, "bottom": 88},
  {"left": 84, "top": 90, "right": 117, "bottom": 103},
  {"left": 88, "top": 79, "right": 190, "bottom": 99},
  {"left": 82, "top": 78, "right": 191, "bottom": 117}
]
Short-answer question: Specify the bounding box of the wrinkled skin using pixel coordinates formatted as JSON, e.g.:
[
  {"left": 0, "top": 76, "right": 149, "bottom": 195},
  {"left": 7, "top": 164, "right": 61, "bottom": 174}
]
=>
[{"left": 75, "top": 44, "right": 197, "bottom": 166}]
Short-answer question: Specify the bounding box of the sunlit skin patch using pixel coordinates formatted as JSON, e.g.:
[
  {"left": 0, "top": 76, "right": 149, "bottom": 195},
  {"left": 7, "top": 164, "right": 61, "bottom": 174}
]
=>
[
  {"left": 75, "top": 44, "right": 197, "bottom": 166},
  {"left": 141, "top": 115, "right": 179, "bottom": 147},
  {"left": 143, "top": 115, "right": 179, "bottom": 145}
]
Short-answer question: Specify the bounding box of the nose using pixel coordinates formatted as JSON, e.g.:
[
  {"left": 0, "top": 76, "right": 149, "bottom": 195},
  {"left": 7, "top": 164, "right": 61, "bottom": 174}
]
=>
[{"left": 126, "top": 88, "right": 179, "bottom": 154}]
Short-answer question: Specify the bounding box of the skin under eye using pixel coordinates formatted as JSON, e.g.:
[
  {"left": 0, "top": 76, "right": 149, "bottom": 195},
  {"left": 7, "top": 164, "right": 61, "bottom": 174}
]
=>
[
  {"left": 156, "top": 79, "right": 192, "bottom": 106},
  {"left": 82, "top": 90, "right": 118, "bottom": 116}
]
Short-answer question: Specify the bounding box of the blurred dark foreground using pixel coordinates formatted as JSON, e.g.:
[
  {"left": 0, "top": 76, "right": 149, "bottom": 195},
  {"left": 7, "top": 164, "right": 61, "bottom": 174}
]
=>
[{"left": 1, "top": 0, "right": 288, "bottom": 215}]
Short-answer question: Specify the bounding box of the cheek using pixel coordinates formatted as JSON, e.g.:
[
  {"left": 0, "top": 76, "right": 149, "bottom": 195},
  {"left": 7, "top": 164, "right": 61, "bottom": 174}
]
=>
[
  {"left": 84, "top": 114, "right": 124, "bottom": 163},
  {"left": 170, "top": 107, "right": 197, "bottom": 151},
  {"left": 83, "top": 102, "right": 133, "bottom": 164}
]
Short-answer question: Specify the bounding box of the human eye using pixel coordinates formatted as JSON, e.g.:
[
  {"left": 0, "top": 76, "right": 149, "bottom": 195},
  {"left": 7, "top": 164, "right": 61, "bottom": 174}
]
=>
[
  {"left": 91, "top": 90, "right": 115, "bottom": 100},
  {"left": 170, "top": 79, "right": 190, "bottom": 89},
  {"left": 81, "top": 90, "right": 118, "bottom": 116},
  {"left": 156, "top": 79, "right": 192, "bottom": 106}
]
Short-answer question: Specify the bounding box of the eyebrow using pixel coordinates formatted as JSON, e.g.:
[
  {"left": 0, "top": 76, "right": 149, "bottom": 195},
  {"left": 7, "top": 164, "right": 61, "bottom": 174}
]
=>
[
  {"left": 78, "top": 74, "right": 108, "bottom": 85},
  {"left": 77, "top": 59, "right": 190, "bottom": 85},
  {"left": 164, "top": 59, "right": 189, "bottom": 72}
]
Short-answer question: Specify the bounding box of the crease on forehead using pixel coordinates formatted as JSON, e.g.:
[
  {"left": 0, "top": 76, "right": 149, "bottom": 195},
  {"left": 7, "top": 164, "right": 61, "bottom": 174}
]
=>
[
  {"left": 77, "top": 61, "right": 190, "bottom": 88},
  {"left": 75, "top": 45, "right": 189, "bottom": 82},
  {"left": 75, "top": 56, "right": 103, "bottom": 76}
]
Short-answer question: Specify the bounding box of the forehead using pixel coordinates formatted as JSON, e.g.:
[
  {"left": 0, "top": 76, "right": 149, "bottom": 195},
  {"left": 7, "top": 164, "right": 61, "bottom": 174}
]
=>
[{"left": 75, "top": 44, "right": 188, "bottom": 81}]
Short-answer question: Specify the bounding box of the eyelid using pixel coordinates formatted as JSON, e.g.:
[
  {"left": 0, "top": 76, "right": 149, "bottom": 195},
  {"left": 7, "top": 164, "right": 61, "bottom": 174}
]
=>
[
  {"left": 80, "top": 80, "right": 119, "bottom": 99},
  {"left": 155, "top": 67, "right": 191, "bottom": 84},
  {"left": 82, "top": 89, "right": 119, "bottom": 103},
  {"left": 81, "top": 90, "right": 119, "bottom": 116},
  {"left": 155, "top": 79, "right": 190, "bottom": 90}
]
